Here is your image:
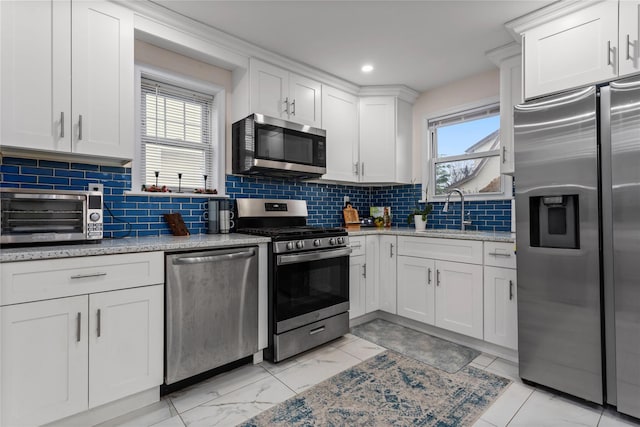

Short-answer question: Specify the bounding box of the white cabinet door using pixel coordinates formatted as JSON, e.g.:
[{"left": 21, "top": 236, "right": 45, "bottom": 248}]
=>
[
  {"left": 89, "top": 285, "right": 163, "bottom": 408},
  {"left": 0, "top": 0, "right": 71, "bottom": 152},
  {"left": 289, "top": 73, "right": 321, "bottom": 127},
  {"left": 250, "top": 59, "right": 289, "bottom": 120},
  {"left": 359, "top": 97, "right": 396, "bottom": 183},
  {"left": 349, "top": 254, "right": 367, "bottom": 319},
  {"left": 1, "top": 296, "right": 88, "bottom": 427},
  {"left": 365, "top": 236, "right": 379, "bottom": 313},
  {"left": 71, "top": 0, "right": 133, "bottom": 159},
  {"left": 619, "top": 1, "right": 640, "bottom": 76},
  {"left": 397, "top": 256, "right": 435, "bottom": 325},
  {"left": 499, "top": 54, "right": 522, "bottom": 175},
  {"left": 434, "top": 260, "right": 483, "bottom": 339},
  {"left": 378, "top": 235, "right": 397, "bottom": 314},
  {"left": 321, "top": 86, "right": 359, "bottom": 181},
  {"left": 523, "top": 1, "right": 618, "bottom": 99},
  {"left": 484, "top": 267, "right": 518, "bottom": 350}
]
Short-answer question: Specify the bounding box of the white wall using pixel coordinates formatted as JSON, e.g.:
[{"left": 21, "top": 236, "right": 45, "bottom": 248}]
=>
[
  {"left": 411, "top": 68, "right": 499, "bottom": 181},
  {"left": 134, "top": 40, "right": 234, "bottom": 173}
]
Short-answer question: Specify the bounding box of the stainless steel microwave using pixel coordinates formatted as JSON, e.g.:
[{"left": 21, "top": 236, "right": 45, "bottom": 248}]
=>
[
  {"left": 1, "top": 188, "right": 103, "bottom": 245},
  {"left": 232, "top": 114, "right": 327, "bottom": 179}
]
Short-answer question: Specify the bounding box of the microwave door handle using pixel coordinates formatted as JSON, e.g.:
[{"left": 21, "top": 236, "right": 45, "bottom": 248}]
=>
[{"left": 277, "top": 247, "right": 353, "bottom": 266}]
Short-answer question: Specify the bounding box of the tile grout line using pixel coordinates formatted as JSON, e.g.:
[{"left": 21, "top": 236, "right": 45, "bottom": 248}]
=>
[{"left": 504, "top": 387, "right": 537, "bottom": 426}]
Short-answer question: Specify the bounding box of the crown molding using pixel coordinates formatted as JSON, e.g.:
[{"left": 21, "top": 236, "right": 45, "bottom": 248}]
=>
[
  {"left": 358, "top": 85, "right": 420, "bottom": 104},
  {"left": 505, "top": 0, "right": 603, "bottom": 41},
  {"left": 486, "top": 42, "right": 522, "bottom": 66},
  {"left": 117, "top": 0, "right": 360, "bottom": 94}
]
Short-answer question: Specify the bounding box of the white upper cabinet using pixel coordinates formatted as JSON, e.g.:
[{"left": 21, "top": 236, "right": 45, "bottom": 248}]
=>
[
  {"left": 250, "top": 58, "right": 321, "bottom": 127},
  {"left": 619, "top": 1, "right": 640, "bottom": 76},
  {"left": 522, "top": 1, "right": 618, "bottom": 99},
  {"left": 71, "top": 1, "right": 134, "bottom": 159},
  {"left": 358, "top": 96, "right": 412, "bottom": 184},
  {"left": 1, "top": 0, "right": 71, "bottom": 152},
  {"left": 321, "top": 86, "right": 359, "bottom": 181},
  {"left": 0, "top": 0, "right": 134, "bottom": 160}
]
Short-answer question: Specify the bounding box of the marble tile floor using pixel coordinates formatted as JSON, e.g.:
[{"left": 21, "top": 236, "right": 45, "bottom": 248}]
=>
[{"left": 100, "top": 334, "right": 640, "bottom": 427}]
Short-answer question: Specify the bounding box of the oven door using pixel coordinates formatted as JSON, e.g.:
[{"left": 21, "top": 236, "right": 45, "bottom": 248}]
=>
[{"left": 274, "top": 247, "right": 351, "bottom": 333}]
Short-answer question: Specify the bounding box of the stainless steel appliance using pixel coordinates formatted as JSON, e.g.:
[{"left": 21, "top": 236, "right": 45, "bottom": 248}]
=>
[
  {"left": 165, "top": 247, "right": 258, "bottom": 385},
  {"left": 0, "top": 188, "right": 103, "bottom": 245},
  {"left": 514, "top": 75, "right": 640, "bottom": 418},
  {"left": 232, "top": 114, "right": 327, "bottom": 179},
  {"left": 237, "top": 199, "right": 351, "bottom": 362}
]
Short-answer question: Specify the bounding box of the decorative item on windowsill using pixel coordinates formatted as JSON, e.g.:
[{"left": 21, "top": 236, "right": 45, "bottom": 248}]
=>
[
  {"left": 194, "top": 174, "right": 218, "bottom": 194},
  {"left": 407, "top": 187, "right": 432, "bottom": 232},
  {"left": 142, "top": 171, "right": 172, "bottom": 192},
  {"left": 177, "top": 173, "right": 183, "bottom": 193},
  {"left": 343, "top": 202, "right": 361, "bottom": 230}
]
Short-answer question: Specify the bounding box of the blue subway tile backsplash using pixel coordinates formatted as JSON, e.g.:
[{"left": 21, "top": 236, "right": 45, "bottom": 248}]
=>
[{"left": 1, "top": 156, "right": 512, "bottom": 238}]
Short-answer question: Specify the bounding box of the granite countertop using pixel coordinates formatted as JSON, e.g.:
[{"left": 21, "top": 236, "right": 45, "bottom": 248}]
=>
[
  {"left": 0, "top": 234, "right": 271, "bottom": 263},
  {"left": 348, "top": 227, "right": 515, "bottom": 243}
]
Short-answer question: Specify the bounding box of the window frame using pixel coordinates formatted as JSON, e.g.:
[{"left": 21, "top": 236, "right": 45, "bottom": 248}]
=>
[
  {"left": 132, "top": 63, "right": 226, "bottom": 196},
  {"left": 422, "top": 98, "right": 512, "bottom": 202}
]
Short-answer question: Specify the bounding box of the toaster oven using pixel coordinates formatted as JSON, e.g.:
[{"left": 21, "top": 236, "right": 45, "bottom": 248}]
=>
[{"left": 0, "top": 188, "right": 103, "bottom": 245}]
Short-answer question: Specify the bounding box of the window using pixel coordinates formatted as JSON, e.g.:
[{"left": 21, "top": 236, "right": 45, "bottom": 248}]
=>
[
  {"left": 428, "top": 103, "right": 508, "bottom": 198},
  {"left": 134, "top": 65, "right": 225, "bottom": 194}
]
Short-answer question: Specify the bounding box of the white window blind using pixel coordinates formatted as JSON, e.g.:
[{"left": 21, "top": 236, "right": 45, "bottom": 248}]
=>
[{"left": 140, "top": 77, "right": 215, "bottom": 190}]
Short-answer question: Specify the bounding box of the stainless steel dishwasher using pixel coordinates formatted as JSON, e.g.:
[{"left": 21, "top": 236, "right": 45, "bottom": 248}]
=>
[{"left": 165, "top": 246, "right": 258, "bottom": 385}]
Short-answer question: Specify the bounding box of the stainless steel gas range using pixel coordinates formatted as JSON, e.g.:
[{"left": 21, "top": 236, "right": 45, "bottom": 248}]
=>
[{"left": 237, "top": 199, "right": 351, "bottom": 362}]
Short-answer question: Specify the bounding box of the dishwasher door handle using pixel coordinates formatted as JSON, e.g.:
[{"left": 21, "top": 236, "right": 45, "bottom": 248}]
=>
[{"left": 172, "top": 249, "right": 256, "bottom": 265}]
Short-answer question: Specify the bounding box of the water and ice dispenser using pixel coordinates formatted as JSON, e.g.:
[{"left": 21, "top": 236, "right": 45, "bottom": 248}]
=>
[{"left": 529, "top": 195, "right": 580, "bottom": 249}]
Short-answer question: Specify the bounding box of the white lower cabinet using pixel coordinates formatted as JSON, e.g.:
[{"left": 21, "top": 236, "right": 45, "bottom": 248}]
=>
[
  {"left": 0, "top": 253, "right": 164, "bottom": 426},
  {"left": 364, "top": 236, "right": 379, "bottom": 313},
  {"left": 484, "top": 266, "right": 518, "bottom": 350},
  {"left": 434, "top": 261, "right": 484, "bottom": 339},
  {"left": 397, "top": 256, "right": 435, "bottom": 324},
  {"left": 349, "top": 254, "right": 367, "bottom": 319},
  {"left": 1, "top": 296, "right": 89, "bottom": 427}
]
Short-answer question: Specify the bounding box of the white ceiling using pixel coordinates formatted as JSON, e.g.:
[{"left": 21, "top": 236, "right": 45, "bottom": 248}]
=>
[{"left": 151, "top": 1, "right": 553, "bottom": 93}]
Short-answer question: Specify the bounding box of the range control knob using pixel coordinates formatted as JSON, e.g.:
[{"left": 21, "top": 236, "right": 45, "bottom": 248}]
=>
[
  {"left": 286, "top": 242, "right": 295, "bottom": 250},
  {"left": 337, "top": 237, "right": 345, "bottom": 244},
  {"left": 329, "top": 238, "right": 336, "bottom": 246},
  {"left": 296, "top": 240, "right": 304, "bottom": 249},
  {"left": 313, "top": 239, "right": 321, "bottom": 247},
  {"left": 89, "top": 212, "right": 101, "bottom": 222}
]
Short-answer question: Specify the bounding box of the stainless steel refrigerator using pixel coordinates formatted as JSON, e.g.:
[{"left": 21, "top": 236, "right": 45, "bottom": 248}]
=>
[{"left": 514, "top": 75, "right": 640, "bottom": 418}]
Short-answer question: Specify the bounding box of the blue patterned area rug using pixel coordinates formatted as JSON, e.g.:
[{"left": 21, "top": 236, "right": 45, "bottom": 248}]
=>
[
  {"left": 240, "top": 350, "right": 510, "bottom": 426},
  {"left": 351, "top": 319, "right": 481, "bottom": 373}
]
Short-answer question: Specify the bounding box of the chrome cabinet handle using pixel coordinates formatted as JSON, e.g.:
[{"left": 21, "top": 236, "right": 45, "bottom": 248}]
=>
[
  {"left": 284, "top": 97, "right": 290, "bottom": 115},
  {"left": 436, "top": 269, "right": 441, "bottom": 286},
  {"left": 607, "top": 41, "right": 615, "bottom": 67},
  {"left": 291, "top": 99, "right": 296, "bottom": 116},
  {"left": 76, "top": 312, "right": 82, "bottom": 342},
  {"left": 362, "top": 263, "right": 366, "bottom": 279},
  {"left": 509, "top": 280, "right": 514, "bottom": 300},
  {"left": 427, "top": 267, "right": 432, "bottom": 285},
  {"left": 353, "top": 162, "right": 359, "bottom": 176},
  {"left": 502, "top": 146, "right": 506, "bottom": 163},
  {"left": 361, "top": 162, "right": 365, "bottom": 177},
  {"left": 627, "top": 34, "right": 633, "bottom": 60},
  {"left": 390, "top": 243, "right": 394, "bottom": 258},
  {"left": 97, "top": 309, "right": 102, "bottom": 338},
  {"left": 78, "top": 115, "right": 83, "bottom": 140},
  {"left": 350, "top": 242, "right": 362, "bottom": 249},
  {"left": 60, "top": 112, "right": 65, "bottom": 138},
  {"left": 488, "top": 252, "right": 512, "bottom": 257},
  {"left": 70, "top": 272, "right": 107, "bottom": 280}
]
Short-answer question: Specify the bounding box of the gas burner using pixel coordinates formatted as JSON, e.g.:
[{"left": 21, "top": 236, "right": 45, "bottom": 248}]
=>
[{"left": 238, "top": 226, "right": 346, "bottom": 240}]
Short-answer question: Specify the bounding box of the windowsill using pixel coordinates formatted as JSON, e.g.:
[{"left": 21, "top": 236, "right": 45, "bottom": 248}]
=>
[{"left": 124, "top": 190, "right": 228, "bottom": 198}]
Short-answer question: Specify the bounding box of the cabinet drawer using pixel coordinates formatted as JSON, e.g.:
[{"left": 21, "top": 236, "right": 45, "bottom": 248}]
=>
[
  {"left": 1, "top": 252, "right": 164, "bottom": 306},
  {"left": 397, "top": 237, "right": 483, "bottom": 264},
  {"left": 484, "top": 242, "right": 516, "bottom": 269},
  {"left": 349, "top": 236, "right": 366, "bottom": 257}
]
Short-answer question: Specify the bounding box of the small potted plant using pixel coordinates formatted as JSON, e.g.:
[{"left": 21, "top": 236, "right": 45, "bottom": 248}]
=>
[{"left": 406, "top": 187, "right": 432, "bottom": 231}]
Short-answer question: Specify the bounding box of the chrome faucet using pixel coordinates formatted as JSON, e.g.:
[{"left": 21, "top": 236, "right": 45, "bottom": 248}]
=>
[{"left": 442, "top": 188, "right": 472, "bottom": 231}]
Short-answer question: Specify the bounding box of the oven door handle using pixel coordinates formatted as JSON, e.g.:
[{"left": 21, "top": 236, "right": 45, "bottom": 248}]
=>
[{"left": 277, "top": 247, "right": 352, "bottom": 266}]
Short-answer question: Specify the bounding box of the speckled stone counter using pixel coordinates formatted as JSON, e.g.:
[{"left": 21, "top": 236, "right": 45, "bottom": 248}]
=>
[
  {"left": 347, "top": 227, "right": 515, "bottom": 243},
  {"left": 0, "top": 234, "right": 271, "bottom": 262}
]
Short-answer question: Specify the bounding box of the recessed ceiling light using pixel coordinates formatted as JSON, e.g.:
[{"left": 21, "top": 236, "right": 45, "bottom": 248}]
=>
[{"left": 361, "top": 64, "right": 374, "bottom": 73}]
